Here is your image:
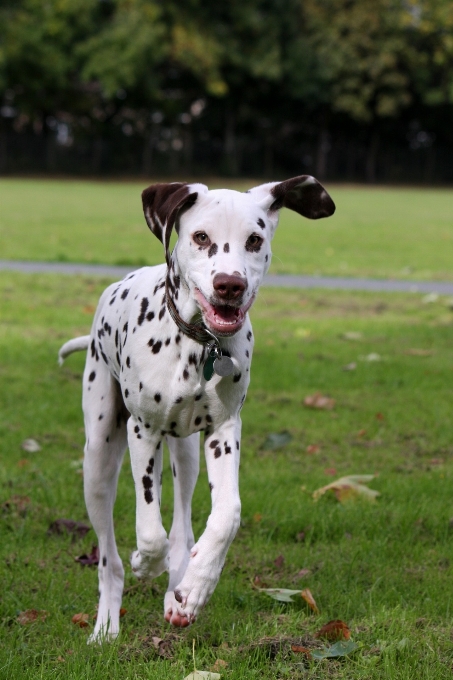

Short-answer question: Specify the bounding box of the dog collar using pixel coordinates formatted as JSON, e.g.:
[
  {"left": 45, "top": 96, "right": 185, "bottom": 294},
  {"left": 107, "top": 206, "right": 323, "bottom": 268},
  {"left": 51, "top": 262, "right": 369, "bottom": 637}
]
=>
[{"left": 165, "top": 275, "right": 234, "bottom": 380}]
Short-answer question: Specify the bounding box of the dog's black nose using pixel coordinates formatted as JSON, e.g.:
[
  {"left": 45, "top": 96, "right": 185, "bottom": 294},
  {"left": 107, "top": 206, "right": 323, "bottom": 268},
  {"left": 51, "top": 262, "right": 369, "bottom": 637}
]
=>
[{"left": 213, "top": 273, "right": 247, "bottom": 301}]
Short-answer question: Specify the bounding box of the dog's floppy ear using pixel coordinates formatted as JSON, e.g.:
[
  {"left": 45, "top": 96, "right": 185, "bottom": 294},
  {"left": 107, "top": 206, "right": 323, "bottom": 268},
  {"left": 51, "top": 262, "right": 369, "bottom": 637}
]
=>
[
  {"left": 142, "top": 182, "right": 208, "bottom": 265},
  {"left": 247, "top": 175, "right": 335, "bottom": 231}
]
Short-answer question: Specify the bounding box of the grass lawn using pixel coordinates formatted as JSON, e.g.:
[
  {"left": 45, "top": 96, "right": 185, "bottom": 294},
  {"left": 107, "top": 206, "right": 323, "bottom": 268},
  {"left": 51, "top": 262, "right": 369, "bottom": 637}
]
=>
[
  {"left": 1, "top": 178, "right": 453, "bottom": 280},
  {"left": 1, "top": 271, "right": 453, "bottom": 678}
]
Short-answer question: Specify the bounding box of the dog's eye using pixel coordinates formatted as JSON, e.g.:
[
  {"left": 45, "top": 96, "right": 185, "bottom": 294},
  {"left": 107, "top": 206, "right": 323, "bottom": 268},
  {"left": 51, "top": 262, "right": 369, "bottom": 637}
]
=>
[
  {"left": 245, "top": 233, "right": 263, "bottom": 252},
  {"left": 193, "top": 232, "right": 211, "bottom": 246}
]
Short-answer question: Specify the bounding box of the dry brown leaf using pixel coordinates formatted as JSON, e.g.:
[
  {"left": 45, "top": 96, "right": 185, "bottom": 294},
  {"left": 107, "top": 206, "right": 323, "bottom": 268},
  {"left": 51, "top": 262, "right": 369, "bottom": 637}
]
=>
[
  {"left": 306, "top": 444, "right": 320, "bottom": 454},
  {"left": 313, "top": 475, "right": 380, "bottom": 503},
  {"left": 304, "top": 393, "right": 335, "bottom": 410},
  {"left": 72, "top": 613, "right": 89, "bottom": 628},
  {"left": 211, "top": 659, "right": 228, "bottom": 672},
  {"left": 120, "top": 608, "right": 127, "bottom": 617},
  {"left": 291, "top": 644, "right": 313, "bottom": 659},
  {"left": 2, "top": 495, "right": 31, "bottom": 515},
  {"left": 295, "top": 568, "right": 311, "bottom": 579},
  {"left": 17, "top": 609, "right": 48, "bottom": 625},
  {"left": 253, "top": 512, "right": 262, "bottom": 522},
  {"left": 315, "top": 619, "right": 351, "bottom": 641},
  {"left": 274, "top": 554, "right": 285, "bottom": 569},
  {"left": 301, "top": 588, "right": 319, "bottom": 613},
  {"left": 57, "top": 656, "right": 66, "bottom": 663}
]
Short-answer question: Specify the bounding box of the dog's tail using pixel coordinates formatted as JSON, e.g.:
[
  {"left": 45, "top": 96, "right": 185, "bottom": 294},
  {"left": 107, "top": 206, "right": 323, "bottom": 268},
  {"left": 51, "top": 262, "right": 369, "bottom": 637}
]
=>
[{"left": 58, "top": 336, "right": 91, "bottom": 366}]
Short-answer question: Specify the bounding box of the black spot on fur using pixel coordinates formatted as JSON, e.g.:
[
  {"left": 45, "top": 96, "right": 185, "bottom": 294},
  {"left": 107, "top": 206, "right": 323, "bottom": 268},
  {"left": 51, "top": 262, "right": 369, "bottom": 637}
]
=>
[
  {"left": 98, "top": 414, "right": 104, "bottom": 421},
  {"left": 138, "top": 298, "right": 149, "bottom": 325},
  {"left": 233, "top": 373, "right": 242, "bottom": 382},
  {"left": 170, "top": 421, "right": 176, "bottom": 429},
  {"left": 139, "top": 382, "right": 143, "bottom": 391},
  {"left": 245, "top": 349, "right": 249, "bottom": 358},
  {"left": 109, "top": 296, "right": 116, "bottom": 306},
  {"left": 214, "top": 447, "right": 222, "bottom": 458},
  {"left": 146, "top": 458, "right": 154, "bottom": 474},
  {"left": 142, "top": 475, "right": 153, "bottom": 489},
  {"left": 165, "top": 337, "right": 171, "bottom": 346},
  {"left": 121, "top": 289, "right": 129, "bottom": 300},
  {"left": 126, "top": 356, "right": 131, "bottom": 368},
  {"left": 124, "top": 389, "right": 129, "bottom": 398},
  {"left": 144, "top": 489, "right": 153, "bottom": 504},
  {"left": 123, "top": 322, "right": 128, "bottom": 334},
  {"left": 159, "top": 307, "right": 166, "bottom": 320},
  {"left": 101, "top": 351, "right": 108, "bottom": 365},
  {"left": 106, "top": 436, "right": 110, "bottom": 443},
  {"left": 152, "top": 341, "right": 162, "bottom": 354},
  {"left": 148, "top": 338, "right": 154, "bottom": 347},
  {"left": 209, "top": 482, "right": 213, "bottom": 492},
  {"left": 175, "top": 396, "right": 183, "bottom": 404},
  {"left": 146, "top": 311, "right": 155, "bottom": 322},
  {"left": 115, "top": 329, "right": 119, "bottom": 347},
  {"left": 208, "top": 243, "right": 218, "bottom": 258},
  {"left": 206, "top": 414, "right": 212, "bottom": 423},
  {"left": 265, "top": 254, "right": 269, "bottom": 262},
  {"left": 183, "top": 368, "right": 189, "bottom": 380},
  {"left": 225, "top": 443, "right": 232, "bottom": 454},
  {"left": 210, "top": 439, "right": 220, "bottom": 449},
  {"left": 194, "top": 416, "right": 202, "bottom": 426},
  {"left": 223, "top": 243, "right": 230, "bottom": 253},
  {"left": 154, "top": 393, "right": 161, "bottom": 402},
  {"left": 257, "top": 218, "right": 265, "bottom": 229},
  {"left": 247, "top": 331, "right": 252, "bottom": 341},
  {"left": 102, "top": 556, "right": 107, "bottom": 566},
  {"left": 172, "top": 463, "right": 177, "bottom": 478},
  {"left": 175, "top": 334, "right": 181, "bottom": 344},
  {"left": 195, "top": 394, "right": 202, "bottom": 401},
  {"left": 236, "top": 441, "right": 239, "bottom": 449},
  {"left": 88, "top": 371, "right": 96, "bottom": 382},
  {"left": 188, "top": 353, "right": 198, "bottom": 366},
  {"left": 134, "top": 425, "right": 140, "bottom": 433}
]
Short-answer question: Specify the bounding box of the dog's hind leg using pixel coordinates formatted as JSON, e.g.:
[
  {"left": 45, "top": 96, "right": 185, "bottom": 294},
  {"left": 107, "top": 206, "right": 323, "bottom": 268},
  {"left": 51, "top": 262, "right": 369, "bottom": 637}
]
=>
[
  {"left": 164, "top": 433, "right": 200, "bottom": 627},
  {"left": 82, "top": 358, "right": 128, "bottom": 642}
]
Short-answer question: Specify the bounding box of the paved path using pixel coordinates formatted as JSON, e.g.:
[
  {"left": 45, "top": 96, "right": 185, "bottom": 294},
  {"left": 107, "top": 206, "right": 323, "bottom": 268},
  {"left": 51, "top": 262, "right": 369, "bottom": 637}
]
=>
[{"left": 1, "top": 259, "right": 453, "bottom": 294}]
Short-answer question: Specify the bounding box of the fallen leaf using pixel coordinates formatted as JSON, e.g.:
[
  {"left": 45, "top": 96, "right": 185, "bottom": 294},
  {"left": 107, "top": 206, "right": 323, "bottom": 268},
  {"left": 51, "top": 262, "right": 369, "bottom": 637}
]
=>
[
  {"left": 291, "top": 644, "right": 313, "bottom": 659},
  {"left": 312, "top": 475, "right": 380, "bottom": 503},
  {"left": 306, "top": 444, "right": 320, "bottom": 454},
  {"left": 405, "top": 348, "right": 433, "bottom": 356},
  {"left": 360, "top": 353, "right": 381, "bottom": 362},
  {"left": 183, "top": 673, "right": 221, "bottom": 680},
  {"left": 21, "top": 438, "right": 41, "bottom": 452},
  {"left": 312, "top": 639, "right": 358, "bottom": 659},
  {"left": 47, "top": 519, "right": 91, "bottom": 539},
  {"left": 376, "top": 412, "right": 385, "bottom": 421},
  {"left": 315, "top": 620, "right": 351, "bottom": 641},
  {"left": 253, "top": 581, "right": 306, "bottom": 603},
  {"left": 211, "top": 659, "right": 228, "bottom": 672},
  {"left": 17, "top": 609, "right": 48, "bottom": 625},
  {"left": 120, "top": 608, "right": 127, "bottom": 617},
  {"left": 83, "top": 305, "right": 95, "bottom": 314},
  {"left": 342, "top": 362, "right": 357, "bottom": 371},
  {"left": 274, "top": 554, "right": 285, "bottom": 569},
  {"left": 17, "top": 459, "right": 30, "bottom": 468},
  {"left": 253, "top": 512, "right": 262, "bottom": 522},
  {"left": 357, "top": 429, "right": 367, "bottom": 437},
  {"left": 152, "top": 636, "right": 163, "bottom": 648},
  {"left": 324, "top": 467, "right": 337, "bottom": 476},
  {"left": 304, "top": 393, "right": 335, "bottom": 410},
  {"left": 341, "top": 332, "right": 363, "bottom": 341},
  {"left": 262, "top": 431, "right": 292, "bottom": 450},
  {"left": 301, "top": 588, "right": 319, "bottom": 613},
  {"left": 296, "top": 531, "right": 306, "bottom": 542},
  {"left": 72, "top": 613, "right": 89, "bottom": 628},
  {"left": 57, "top": 656, "right": 65, "bottom": 663},
  {"left": 253, "top": 575, "right": 269, "bottom": 589},
  {"left": 294, "top": 568, "right": 311, "bottom": 579},
  {"left": 2, "top": 495, "right": 31, "bottom": 515},
  {"left": 75, "top": 545, "right": 99, "bottom": 566}
]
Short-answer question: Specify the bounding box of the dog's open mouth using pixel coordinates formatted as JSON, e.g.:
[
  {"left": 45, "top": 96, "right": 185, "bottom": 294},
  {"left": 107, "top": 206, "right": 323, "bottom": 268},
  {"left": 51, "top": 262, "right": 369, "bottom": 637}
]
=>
[{"left": 194, "top": 289, "right": 255, "bottom": 336}]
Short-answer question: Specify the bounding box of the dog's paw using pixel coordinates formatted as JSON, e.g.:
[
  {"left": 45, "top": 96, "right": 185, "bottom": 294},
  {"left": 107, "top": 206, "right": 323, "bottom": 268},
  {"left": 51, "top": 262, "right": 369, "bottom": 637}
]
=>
[
  {"left": 164, "top": 591, "right": 194, "bottom": 627},
  {"left": 88, "top": 620, "right": 119, "bottom": 644},
  {"left": 130, "top": 549, "right": 169, "bottom": 580}
]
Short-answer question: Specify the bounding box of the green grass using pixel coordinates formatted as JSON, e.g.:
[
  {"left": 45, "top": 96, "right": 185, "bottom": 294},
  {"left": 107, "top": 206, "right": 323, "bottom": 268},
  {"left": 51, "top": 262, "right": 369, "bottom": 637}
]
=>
[
  {"left": 2, "top": 271, "right": 453, "bottom": 678},
  {"left": 1, "top": 178, "right": 453, "bottom": 280}
]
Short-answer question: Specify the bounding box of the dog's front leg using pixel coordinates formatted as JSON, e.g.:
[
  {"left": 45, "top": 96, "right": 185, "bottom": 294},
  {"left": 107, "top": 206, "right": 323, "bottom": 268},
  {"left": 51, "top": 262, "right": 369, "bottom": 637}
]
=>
[
  {"left": 172, "top": 417, "right": 241, "bottom": 624},
  {"left": 128, "top": 418, "right": 170, "bottom": 580}
]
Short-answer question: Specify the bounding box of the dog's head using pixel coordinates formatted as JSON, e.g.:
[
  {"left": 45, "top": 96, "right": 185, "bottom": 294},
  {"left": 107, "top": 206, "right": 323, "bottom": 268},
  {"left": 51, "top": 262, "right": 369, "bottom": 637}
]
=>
[{"left": 142, "top": 177, "right": 335, "bottom": 337}]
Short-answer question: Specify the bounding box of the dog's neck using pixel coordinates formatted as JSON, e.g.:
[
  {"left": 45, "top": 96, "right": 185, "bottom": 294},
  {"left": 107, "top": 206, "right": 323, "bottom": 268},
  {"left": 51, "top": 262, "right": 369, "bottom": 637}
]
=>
[{"left": 166, "top": 255, "right": 208, "bottom": 339}]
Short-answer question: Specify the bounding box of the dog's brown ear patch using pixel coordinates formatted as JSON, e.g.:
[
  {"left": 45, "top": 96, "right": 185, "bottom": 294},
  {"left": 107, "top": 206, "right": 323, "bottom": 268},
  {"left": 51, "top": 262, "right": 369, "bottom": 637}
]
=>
[
  {"left": 142, "top": 183, "right": 198, "bottom": 259},
  {"left": 270, "top": 176, "right": 335, "bottom": 219}
]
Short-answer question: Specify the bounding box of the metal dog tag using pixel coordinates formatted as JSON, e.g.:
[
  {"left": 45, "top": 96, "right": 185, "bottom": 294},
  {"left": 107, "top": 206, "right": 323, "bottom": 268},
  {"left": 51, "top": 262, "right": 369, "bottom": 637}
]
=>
[{"left": 213, "top": 355, "right": 234, "bottom": 377}]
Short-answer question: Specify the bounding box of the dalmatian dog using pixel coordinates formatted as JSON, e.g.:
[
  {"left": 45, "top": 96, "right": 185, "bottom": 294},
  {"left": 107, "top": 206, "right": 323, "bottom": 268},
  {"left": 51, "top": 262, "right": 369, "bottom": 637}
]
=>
[{"left": 59, "top": 176, "right": 335, "bottom": 640}]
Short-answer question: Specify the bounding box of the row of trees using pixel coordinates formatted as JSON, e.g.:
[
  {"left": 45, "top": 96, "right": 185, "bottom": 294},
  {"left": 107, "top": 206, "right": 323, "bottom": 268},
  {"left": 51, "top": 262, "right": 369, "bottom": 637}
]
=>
[{"left": 1, "top": 0, "right": 452, "bottom": 181}]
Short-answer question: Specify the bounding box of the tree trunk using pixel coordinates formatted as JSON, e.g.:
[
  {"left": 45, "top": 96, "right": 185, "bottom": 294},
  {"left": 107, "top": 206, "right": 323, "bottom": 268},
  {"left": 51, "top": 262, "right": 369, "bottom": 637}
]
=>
[{"left": 365, "top": 130, "right": 379, "bottom": 183}]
